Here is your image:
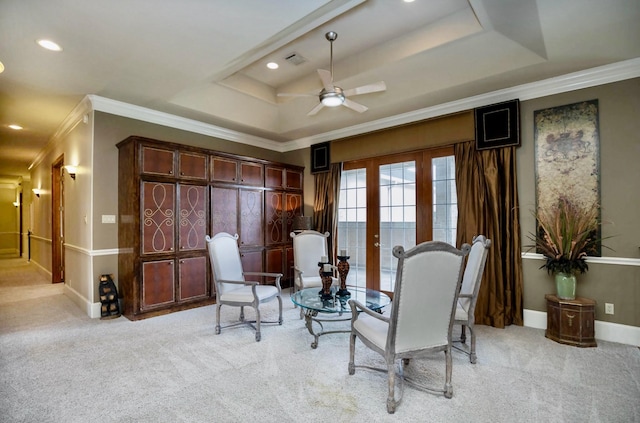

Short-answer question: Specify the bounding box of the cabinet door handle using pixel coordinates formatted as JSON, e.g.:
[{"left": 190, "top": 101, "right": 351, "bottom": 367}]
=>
[{"left": 565, "top": 313, "right": 575, "bottom": 326}]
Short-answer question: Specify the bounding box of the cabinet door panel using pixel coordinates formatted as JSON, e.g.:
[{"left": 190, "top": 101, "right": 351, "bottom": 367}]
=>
[
  {"left": 285, "top": 193, "right": 303, "bottom": 236},
  {"left": 211, "top": 187, "right": 238, "bottom": 236},
  {"left": 286, "top": 246, "right": 295, "bottom": 283},
  {"left": 179, "top": 184, "right": 207, "bottom": 251},
  {"left": 142, "top": 260, "right": 175, "bottom": 309},
  {"left": 265, "top": 166, "right": 284, "bottom": 188},
  {"left": 142, "top": 146, "right": 174, "bottom": 176},
  {"left": 240, "top": 162, "right": 264, "bottom": 186},
  {"left": 239, "top": 189, "right": 263, "bottom": 246},
  {"left": 211, "top": 157, "right": 238, "bottom": 182},
  {"left": 285, "top": 169, "right": 303, "bottom": 190},
  {"left": 142, "top": 182, "right": 175, "bottom": 254},
  {"left": 179, "top": 152, "right": 207, "bottom": 180},
  {"left": 179, "top": 256, "right": 208, "bottom": 300},
  {"left": 240, "top": 249, "right": 263, "bottom": 283},
  {"left": 266, "top": 247, "right": 284, "bottom": 277},
  {"left": 265, "top": 191, "right": 284, "bottom": 245}
]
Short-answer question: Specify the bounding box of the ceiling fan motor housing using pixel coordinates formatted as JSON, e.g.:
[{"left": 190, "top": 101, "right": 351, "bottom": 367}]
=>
[{"left": 320, "top": 86, "right": 344, "bottom": 107}]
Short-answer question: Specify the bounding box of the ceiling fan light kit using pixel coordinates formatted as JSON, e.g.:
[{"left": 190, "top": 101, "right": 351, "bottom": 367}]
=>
[
  {"left": 278, "top": 31, "right": 386, "bottom": 116},
  {"left": 320, "top": 87, "right": 345, "bottom": 107}
]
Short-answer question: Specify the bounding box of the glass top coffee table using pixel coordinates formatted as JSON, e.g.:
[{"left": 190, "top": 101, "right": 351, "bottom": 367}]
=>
[{"left": 291, "top": 286, "right": 391, "bottom": 349}]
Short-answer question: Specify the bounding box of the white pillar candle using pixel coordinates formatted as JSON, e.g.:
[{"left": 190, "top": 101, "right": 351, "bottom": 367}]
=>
[
  {"left": 340, "top": 249, "right": 347, "bottom": 256},
  {"left": 321, "top": 255, "right": 328, "bottom": 263},
  {"left": 323, "top": 264, "right": 332, "bottom": 272}
]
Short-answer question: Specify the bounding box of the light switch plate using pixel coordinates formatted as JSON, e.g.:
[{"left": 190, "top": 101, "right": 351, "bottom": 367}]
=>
[{"left": 102, "top": 215, "right": 116, "bottom": 224}]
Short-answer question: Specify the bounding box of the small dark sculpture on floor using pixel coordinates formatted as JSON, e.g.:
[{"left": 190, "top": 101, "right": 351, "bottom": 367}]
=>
[{"left": 99, "top": 274, "right": 121, "bottom": 319}]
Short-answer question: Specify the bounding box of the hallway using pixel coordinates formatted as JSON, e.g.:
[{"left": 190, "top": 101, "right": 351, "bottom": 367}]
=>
[{"left": 0, "top": 255, "right": 63, "bottom": 306}]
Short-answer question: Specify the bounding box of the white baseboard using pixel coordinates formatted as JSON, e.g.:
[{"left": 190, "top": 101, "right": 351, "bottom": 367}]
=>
[
  {"left": 523, "top": 308, "right": 640, "bottom": 347},
  {"left": 64, "top": 285, "right": 102, "bottom": 319}
]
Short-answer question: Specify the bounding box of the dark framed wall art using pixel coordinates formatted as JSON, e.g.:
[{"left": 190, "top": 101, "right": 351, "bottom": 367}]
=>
[
  {"left": 310, "top": 142, "right": 331, "bottom": 174},
  {"left": 475, "top": 99, "right": 521, "bottom": 150}
]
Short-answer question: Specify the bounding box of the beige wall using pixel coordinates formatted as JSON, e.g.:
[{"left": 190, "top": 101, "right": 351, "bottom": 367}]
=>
[
  {"left": 518, "top": 78, "right": 640, "bottom": 327},
  {"left": 27, "top": 78, "right": 639, "bottom": 330}
]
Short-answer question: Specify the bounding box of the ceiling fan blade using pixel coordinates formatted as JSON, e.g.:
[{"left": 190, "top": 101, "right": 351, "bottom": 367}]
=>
[
  {"left": 343, "top": 81, "right": 386, "bottom": 97},
  {"left": 277, "top": 92, "right": 315, "bottom": 97},
  {"left": 307, "top": 102, "right": 325, "bottom": 116},
  {"left": 342, "top": 98, "right": 368, "bottom": 113},
  {"left": 317, "top": 69, "right": 334, "bottom": 91}
]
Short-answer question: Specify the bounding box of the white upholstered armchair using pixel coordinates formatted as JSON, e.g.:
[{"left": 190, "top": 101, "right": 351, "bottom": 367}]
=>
[
  {"left": 290, "top": 230, "right": 338, "bottom": 293},
  {"left": 454, "top": 235, "right": 491, "bottom": 363},
  {"left": 205, "top": 232, "right": 283, "bottom": 342},
  {"left": 348, "top": 240, "right": 470, "bottom": 414}
]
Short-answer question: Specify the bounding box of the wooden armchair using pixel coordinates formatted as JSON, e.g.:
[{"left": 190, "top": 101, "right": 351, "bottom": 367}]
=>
[
  {"left": 205, "top": 232, "right": 283, "bottom": 342},
  {"left": 348, "top": 240, "right": 470, "bottom": 413}
]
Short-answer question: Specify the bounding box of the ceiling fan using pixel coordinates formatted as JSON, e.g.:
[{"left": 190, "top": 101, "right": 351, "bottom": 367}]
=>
[{"left": 278, "top": 31, "right": 386, "bottom": 116}]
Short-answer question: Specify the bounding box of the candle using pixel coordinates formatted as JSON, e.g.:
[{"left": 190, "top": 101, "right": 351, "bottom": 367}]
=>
[
  {"left": 320, "top": 255, "right": 328, "bottom": 263},
  {"left": 340, "top": 249, "right": 347, "bottom": 256},
  {"left": 323, "top": 264, "right": 332, "bottom": 272}
]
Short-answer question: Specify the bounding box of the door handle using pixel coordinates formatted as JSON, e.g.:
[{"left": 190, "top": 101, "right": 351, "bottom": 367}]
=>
[{"left": 374, "top": 242, "right": 380, "bottom": 247}]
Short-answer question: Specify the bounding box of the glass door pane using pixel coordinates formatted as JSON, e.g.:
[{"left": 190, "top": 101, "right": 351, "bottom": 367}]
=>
[
  {"left": 432, "top": 156, "right": 457, "bottom": 245},
  {"left": 337, "top": 168, "right": 367, "bottom": 290},
  {"left": 378, "top": 161, "right": 416, "bottom": 292}
]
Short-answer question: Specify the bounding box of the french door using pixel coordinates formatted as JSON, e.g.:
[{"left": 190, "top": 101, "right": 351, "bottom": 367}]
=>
[{"left": 337, "top": 147, "right": 456, "bottom": 295}]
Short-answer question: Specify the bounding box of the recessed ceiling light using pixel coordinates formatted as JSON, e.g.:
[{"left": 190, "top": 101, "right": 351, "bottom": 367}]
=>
[
  {"left": 266, "top": 62, "right": 279, "bottom": 70},
  {"left": 403, "top": 0, "right": 415, "bottom": 3},
  {"left": 9, "top": 124, "right": 23, "bottom": 130},
  {"left": 36, "top": 39, "right": 63, "bottom": 52},
  {"left": 0, "top": 61, "right": 4, "bottom": 73}
]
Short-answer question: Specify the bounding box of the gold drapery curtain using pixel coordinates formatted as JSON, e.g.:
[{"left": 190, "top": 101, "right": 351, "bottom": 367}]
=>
[
  {"left": 313, "top": 163, "right": 342, "bottom": 258},
  {"left": 454, "top": 141, "right": 523, "bottom": 328}
]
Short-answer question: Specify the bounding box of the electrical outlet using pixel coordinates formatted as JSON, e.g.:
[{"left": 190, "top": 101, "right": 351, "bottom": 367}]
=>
[{"left": 605, "top": 303, "right": 614, "bottom": 315}]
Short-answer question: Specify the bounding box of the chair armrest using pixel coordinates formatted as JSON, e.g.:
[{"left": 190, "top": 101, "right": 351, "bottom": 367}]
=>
[
  {"left": 243, "top": 272, "right": 283, "bottom": 290},
  {"left": 217, "top": 279, "right": 259, "bottom": 286},
  {"left": 458, "top": 294, "right": 473, "bottom": 299},
  {"left": 244, "top": 271, "right": 283, "bottom": 278},
  {"left": 348, "top": 299, "right": 390, "bottom": 323}
]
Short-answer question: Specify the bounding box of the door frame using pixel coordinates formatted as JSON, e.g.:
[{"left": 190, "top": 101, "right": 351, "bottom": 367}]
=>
[
  {"left": 51, "top": 155, "right": 65, "bottom": 284},
  {"left": 341, "top": 146, "right": 454, "bottom": 294}
]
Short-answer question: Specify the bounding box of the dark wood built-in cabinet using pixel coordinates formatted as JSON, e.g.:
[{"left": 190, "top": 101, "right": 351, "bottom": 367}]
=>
[{"left": 117, "top": 136, "right": 303, "bottom": 320}]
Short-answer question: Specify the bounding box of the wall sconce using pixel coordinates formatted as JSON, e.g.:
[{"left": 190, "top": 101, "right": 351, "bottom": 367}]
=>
[
  {"left": 13, "top": 201, "right": 19, "bottom": 207},
  {"left": 32, "top": 188, "right": 41, "bottom": 198},
  {"left": 64, "top": 165, "right": 77, "bottom": 180}
]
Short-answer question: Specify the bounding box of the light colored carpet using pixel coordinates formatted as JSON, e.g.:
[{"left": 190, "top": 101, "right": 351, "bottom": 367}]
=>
[{"left": 0, "top": 259, "right": 639, "bottom": 422}]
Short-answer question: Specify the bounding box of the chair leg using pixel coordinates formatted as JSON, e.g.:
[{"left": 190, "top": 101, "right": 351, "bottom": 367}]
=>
[
  {"left": 386, "top": 363, "right": 397, "bottom": 414},
  {"left": 255, "top": 306, "right": 261, "bottom": 342},
  {"left": 215, "top": 304, "right": 222, "bottom": 335},
  {"left": 444, "top": 348, "right": 453, "bottom": 399},
  {"left": 460, "top": 324, "right": 467, "bottom": 344},
  {"left": 277, "top": 295, "right": 283, "bottom": 325},
  {"left": 239, "top": 306, "right": 245, "bottom": 322},
  {"left": 348, "top": 333, "right": 356, "bottom": 375},
  {"left": 469, "top": 325, "right": 477, "bottom": 364}
]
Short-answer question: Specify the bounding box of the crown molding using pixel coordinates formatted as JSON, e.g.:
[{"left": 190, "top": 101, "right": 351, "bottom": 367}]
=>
[
  {"left": 87, "top": 95, "right": 287, "bottom": 152},
  {"left": 82, "top": 58, "right": 639, "bottom": 153},
  {"left": 29, "top": 96, "right": 93, "bottom": 170}
]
